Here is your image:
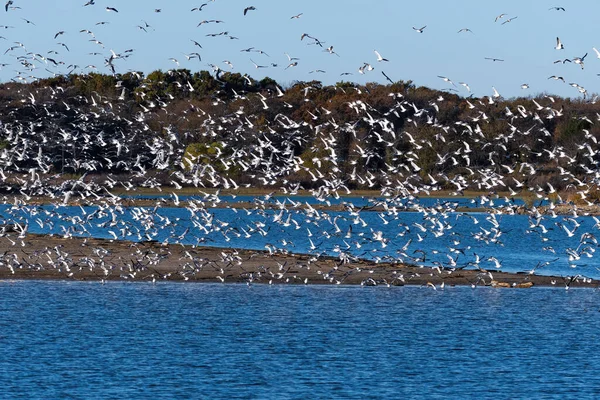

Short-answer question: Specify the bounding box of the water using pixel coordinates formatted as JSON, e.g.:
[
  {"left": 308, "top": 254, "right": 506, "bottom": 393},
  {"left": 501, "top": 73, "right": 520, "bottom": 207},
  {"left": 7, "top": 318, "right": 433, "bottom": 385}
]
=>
[
  {"left": 2, "top": 200, "right": 599, "bottom": 278},
  {"left": 2, "top": 281, "right": 600, "bottom": 399}
]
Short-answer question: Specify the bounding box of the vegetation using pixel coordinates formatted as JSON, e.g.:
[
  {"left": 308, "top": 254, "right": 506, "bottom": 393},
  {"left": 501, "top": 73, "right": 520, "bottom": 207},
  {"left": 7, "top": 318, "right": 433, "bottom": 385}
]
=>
[{"left": 0, "top": 70, "right": 599, "bottom": 200}]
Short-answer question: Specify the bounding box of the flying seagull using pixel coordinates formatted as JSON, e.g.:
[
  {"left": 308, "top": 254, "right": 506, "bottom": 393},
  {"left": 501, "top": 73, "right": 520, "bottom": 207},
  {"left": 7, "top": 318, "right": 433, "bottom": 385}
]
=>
[
  {"left": 501, "top": 16, "right": 518, "bottom": 25},
  {"left": 412, "top": 26, "right": 426, "bottom": 33},
  {"left": 243, "top": 6, "right": 256, "bottom": 15},
  {"left": 381, "top": 71, "right": 394, "bottom": 84},
  {"left": 105, "top": 6, "right": 118, "bottom": 12},
  {"left": 374, "top": 50, "right": 389, "bottom": 62},
  {"left": 573, "top": 53, "right": 587, "bottom": 69},
  {"left": 437, "top": 75, "right": 456, "bottom": 86},
  {"left": 555, "top": 37, "right": 564, "bottom": 50}
]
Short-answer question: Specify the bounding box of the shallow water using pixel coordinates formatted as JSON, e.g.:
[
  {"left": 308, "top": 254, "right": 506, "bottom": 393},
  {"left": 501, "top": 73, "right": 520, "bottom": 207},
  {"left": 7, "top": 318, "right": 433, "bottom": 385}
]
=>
[{"left": 1, "top": 281, "right": 600, "bottom": 398}]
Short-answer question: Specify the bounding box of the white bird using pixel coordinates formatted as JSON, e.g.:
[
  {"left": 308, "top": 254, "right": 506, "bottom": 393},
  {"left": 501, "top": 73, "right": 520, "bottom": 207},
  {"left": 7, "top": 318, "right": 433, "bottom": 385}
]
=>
[
  {"left": 555, "top": 37, "right": 564, "bottom": 50},
  {"left": 437, "top": 76, "right": 456, "bottom": 86},
  {"left": 374, "top": 50, "right": 389, "bottom": 62},
  {"left": 412, "top": 25, "right": 426, "bottom": 33}
]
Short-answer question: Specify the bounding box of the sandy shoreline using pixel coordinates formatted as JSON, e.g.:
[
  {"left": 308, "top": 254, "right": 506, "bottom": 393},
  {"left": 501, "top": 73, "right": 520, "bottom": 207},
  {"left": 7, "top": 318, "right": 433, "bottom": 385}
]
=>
[{"left": 0, "top": 233, "right": 595, "bottom": 288}]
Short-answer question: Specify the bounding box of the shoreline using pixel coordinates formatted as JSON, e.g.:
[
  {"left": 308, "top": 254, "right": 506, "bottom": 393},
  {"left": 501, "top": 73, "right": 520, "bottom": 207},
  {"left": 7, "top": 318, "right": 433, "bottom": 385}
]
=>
[{"left": 0, "top": 234, "right": 595, "bottom": 289}]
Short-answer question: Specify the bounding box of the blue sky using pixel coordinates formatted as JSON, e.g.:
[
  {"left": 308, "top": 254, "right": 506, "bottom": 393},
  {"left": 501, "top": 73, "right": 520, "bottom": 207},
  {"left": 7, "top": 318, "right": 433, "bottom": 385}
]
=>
[{"left": 1, "top": 0, "right": 598, "bottom": 99}]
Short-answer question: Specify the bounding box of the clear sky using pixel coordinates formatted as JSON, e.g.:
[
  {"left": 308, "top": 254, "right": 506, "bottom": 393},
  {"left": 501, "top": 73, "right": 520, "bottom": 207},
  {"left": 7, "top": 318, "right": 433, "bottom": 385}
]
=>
[{"left": 0, "top": 0, "right": 598, "bottom": 99}]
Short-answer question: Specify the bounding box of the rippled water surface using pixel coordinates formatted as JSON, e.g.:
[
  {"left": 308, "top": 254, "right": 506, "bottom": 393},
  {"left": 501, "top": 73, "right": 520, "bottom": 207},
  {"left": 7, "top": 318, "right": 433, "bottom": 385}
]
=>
[{"left": 2, "top": 281, "right": 600, "bottom": 399}]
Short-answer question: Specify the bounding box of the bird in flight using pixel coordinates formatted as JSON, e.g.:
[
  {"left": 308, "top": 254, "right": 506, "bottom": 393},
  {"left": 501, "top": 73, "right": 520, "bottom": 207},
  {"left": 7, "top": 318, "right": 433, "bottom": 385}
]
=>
[
  {"left": 494, "top": 13, "right": 507, "bottom": 22},
  {"left": 83, "top": 0, "right": 95, "bottom": 5},
  {"left": 5, "top": 0, "right": 12, "bottom": 12},
  {"left": 243, "top": 6, "right": 256, "bottom": 16},
  {"left": 573, "top": 53, "right": 587, "bottom": 69},
  {"left": 381, "top": 71, "right": 394, "bottom": 84},
  {"left": 555, "top": 37, "right": 564, "bottom": 49},
  {"left": 374, "top": 50, "right": 389, "bottom": 62},
  {"left": 412, "top": 26, "right": 426, "bottom": 33},
  {"left": 437, "top": 76, "right": 456, "bottom": 86},
  {"left": 191, "top": 4, "right": 208, "bottom": 12},
  {"left": 501, "top": 16, "right": 518, "bottom": 25},
  {"left": 457, "top": 28, "right": 473, "bottom": 34},
  {"left": 106, "top": 6, "right": 118, "bottom": 12},
  {"left": 485, "top": 57, "right": 504, "bottom": 62},
  {"left": 290, "top": 13, "right": 303, "bottom": 19},
  {"left": 549, "top": 6, "right": 566, "bottom": 11},
  {"left": 250, "top": 59, "right": 267, "bottom": 68}
]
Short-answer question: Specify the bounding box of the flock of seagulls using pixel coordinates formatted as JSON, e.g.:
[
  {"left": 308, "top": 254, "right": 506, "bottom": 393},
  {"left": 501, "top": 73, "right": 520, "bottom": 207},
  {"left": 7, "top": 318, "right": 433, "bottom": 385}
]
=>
[{"left": 0, "top": 2, "right": 596, "bottom": 289}]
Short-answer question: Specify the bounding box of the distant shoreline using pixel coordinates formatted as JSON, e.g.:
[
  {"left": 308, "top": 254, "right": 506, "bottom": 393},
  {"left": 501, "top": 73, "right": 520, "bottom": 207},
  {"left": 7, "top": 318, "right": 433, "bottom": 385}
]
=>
[{"left": 0, "top": 234, "right": 595, "bottom": 289}]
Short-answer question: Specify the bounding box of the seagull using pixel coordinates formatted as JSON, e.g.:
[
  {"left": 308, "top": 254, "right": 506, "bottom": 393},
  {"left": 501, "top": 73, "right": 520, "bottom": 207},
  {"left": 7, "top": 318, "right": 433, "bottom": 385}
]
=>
[
  {"left": 412, "top": 26, "right": 426, "bottom": 33},
  {"left": 243, "top": 6, "right": 256, "bottom": 15},
  {"left": 250, "top": 59, "right": 267, "bottom": 68},
  {"left": 555, "top": 37, "right": 564, "bottom": 50},
  {"left": 494, "top": 13, "right": 507, "bottom": 22},
  {"left": 485, "top": 57, "right": 504, "bottom": 62},
  {"left": 381, "top": 71, "right": 394, "bottom": 84},
  {"left": 191, "top": 4, "right": 208, "bottom": 12},
  {"left": 521, "top": 83, "right": 529, "bottom": 89},
  {"left": 437, "top": 76, "right": 456, "bottom": 86},
  {"left": 5, "top": 0, "right": 12, "bottom": 12},
  {"left": 457, "top": 28, "right": 473, "bottom": 33},
  {"left": 83, "top": 0, "right": 95, "bottom": 5},
  {"left": 593, "top": 47, "right": 600, "bottom": 58},
  {"left": 324, "top": 46, "right": 339, "bottom": 56},
  {"left": 374, "top": 50, "right": 389, "bottom": 62},
  {"left": 501, "top": 16, "right": 518, "bottom": 25},
  {"left": 573, "top": 53, "right": 587, "bottom": 69},
  {"left": 549, "top": 6, "right": 566, "bottom": 11},
  {"left": 290, "top": 13, "right": 303, "bottom": 19},
  {"left": 105, "top": 6, "right": 118, "bottom": 12},
  {"left": 284, "top": 52, "right": 299, "bottom": 61},
  {"left": 458, "top": 82, "right": 471, "bottom": 92}
]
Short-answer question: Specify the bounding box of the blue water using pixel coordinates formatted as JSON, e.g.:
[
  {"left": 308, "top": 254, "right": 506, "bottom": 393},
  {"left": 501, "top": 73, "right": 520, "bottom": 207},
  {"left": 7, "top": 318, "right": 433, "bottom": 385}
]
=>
[
  {"left": 120, "top": 193, "right": 527, "bottom": 209},
  {"left": 1, "top": 201, "right": 598, "bottom": 278},
  {"left": 2, "top": 281, "right": 600, "bottom": 399}
]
